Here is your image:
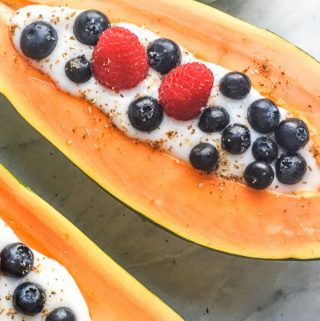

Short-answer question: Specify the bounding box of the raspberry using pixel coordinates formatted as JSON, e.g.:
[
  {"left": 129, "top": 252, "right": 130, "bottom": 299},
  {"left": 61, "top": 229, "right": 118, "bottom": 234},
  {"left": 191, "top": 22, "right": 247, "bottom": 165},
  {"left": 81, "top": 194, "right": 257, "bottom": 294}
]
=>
[
  {"left": 92, "top": 27, "right": 148, "bottom": 90},
  {"left": 159, "top": 62, "right": 214, "bottom": 121}
]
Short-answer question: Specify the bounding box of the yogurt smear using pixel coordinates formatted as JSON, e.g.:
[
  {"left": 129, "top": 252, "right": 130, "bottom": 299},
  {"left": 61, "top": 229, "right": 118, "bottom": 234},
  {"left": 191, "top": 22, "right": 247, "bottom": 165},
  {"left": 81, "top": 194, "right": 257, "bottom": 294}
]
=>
[
  {"left": 0, "top": 218, "right": 91, "bottom": 321},
  {"left": 10, "top": 5, "right": 320, "bottom": 193}
]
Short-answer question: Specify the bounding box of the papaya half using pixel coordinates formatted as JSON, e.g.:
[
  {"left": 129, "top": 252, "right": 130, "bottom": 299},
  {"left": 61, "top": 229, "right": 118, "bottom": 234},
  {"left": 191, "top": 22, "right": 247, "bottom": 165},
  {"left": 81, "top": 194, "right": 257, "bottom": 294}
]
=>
[
  {"left": 0, "top": 162, "right": 184, "bottom": 321},
  {"left": 1, "top": 0, "right": 320, "bottom": 259}
]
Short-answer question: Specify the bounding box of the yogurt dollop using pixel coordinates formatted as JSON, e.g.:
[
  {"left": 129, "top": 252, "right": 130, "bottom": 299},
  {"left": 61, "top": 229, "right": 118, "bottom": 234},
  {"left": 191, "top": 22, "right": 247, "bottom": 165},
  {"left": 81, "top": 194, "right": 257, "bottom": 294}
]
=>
[
  {"left": 10, "top": 5, "right": 320, "bottom": 193},
  {"left": 0, "top": 218, "right": 91, "bottom": 321}
]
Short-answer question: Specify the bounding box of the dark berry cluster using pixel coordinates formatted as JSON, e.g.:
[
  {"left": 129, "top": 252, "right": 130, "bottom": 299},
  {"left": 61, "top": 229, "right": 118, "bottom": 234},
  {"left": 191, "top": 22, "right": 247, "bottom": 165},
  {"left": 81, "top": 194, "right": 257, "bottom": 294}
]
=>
[
  {"left": 0, "top": 242, "right": 76, "bottom": 320},
  {"left": 20, "top": 10, "right": 111, "bottom": 83},
  {"left": 191, "top": 71, "right": 309, "bottom": 190}
]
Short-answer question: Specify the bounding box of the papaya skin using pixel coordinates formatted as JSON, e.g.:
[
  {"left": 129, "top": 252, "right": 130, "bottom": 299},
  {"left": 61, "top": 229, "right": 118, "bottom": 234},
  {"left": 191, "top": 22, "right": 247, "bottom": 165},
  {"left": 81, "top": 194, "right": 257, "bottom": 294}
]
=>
[
  {"left": 0, "top": 163, "right": 184, "bottom": 321},
  {"left": 1, "top": 0, "right": 320, "bottom": 259}
]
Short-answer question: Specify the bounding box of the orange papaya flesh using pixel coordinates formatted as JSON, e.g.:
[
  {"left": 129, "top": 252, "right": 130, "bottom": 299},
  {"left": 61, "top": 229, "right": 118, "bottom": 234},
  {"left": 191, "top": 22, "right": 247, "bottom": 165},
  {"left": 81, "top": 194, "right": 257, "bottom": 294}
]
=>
[
  {"left": 1, "top": 0, "right": 320, "bottom": 259},
  {"left": 0, "top": 163, "right": 184, "bottom": 321}
]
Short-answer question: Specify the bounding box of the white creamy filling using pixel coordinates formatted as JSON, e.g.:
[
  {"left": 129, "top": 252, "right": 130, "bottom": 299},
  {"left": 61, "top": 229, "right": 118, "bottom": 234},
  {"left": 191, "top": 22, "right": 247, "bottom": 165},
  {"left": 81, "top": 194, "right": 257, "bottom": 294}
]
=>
[
  {"left": 0, "top": 218, "right": 91, "bottom": 321},
  {"left": 10, "top": 5, "right": 320, "bottom": 193}
]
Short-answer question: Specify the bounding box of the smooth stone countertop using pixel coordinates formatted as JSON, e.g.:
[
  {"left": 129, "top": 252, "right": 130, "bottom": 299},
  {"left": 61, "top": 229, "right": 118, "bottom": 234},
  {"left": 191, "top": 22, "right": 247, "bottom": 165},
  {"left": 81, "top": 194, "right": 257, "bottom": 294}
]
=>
[{"left": 1, "top": 1, "right": 320, "bottom": 320}]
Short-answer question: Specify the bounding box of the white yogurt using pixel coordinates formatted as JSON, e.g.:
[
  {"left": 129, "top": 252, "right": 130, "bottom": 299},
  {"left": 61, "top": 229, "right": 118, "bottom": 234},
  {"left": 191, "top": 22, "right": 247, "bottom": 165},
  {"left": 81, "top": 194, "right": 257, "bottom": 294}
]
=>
[
  {"left": 0, "top": 218, "right": 91, "bottom": 321},
  {"left": 10, "top": 5, "right": 320, "bottom": 193}
]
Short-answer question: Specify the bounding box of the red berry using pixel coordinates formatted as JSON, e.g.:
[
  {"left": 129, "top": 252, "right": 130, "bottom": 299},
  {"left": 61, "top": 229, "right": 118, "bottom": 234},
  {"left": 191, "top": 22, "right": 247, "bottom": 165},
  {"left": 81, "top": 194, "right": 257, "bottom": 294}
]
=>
[
  {"left": 92, "top": 27, "right": 148, "bottom": 90},
  {"left": 159, "top": 62, "right": 214, "bottom": 121}
]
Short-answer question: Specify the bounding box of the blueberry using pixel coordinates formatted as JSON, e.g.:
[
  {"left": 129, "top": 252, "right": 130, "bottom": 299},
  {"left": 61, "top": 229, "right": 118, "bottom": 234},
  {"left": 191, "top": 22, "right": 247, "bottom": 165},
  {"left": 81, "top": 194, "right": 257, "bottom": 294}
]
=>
[
  {"left": 46, "top": 307, "right": 76, "bottom": 321},
  {"left": 219, "top": 72, "right": 251, "bottom": 99},
  {"left": 13, "top": 282, "right": 46, "bottom": 316},
  {"left": 147, "top": 38, "right": 181, "bottom": 74},
  {"left": 276, "top": 152, "right": 307, "bottom": 184},
  {"left": 128, "top": 96, "right": 163, "bottom": 132},
  {"left": 247, "top": 98, "right": 280, "bottom": 133},
  {"left": 252, "top": 136, "right": 278, "bottom": 162},
  {"left": 1, "top": 242, "right": 34, "bottom": 277},
  {"left": 221, "top": 124, "right": 251, "bottom": 154},
  {"left": 244, "top": 161, "right": 274, "bottom": 190},
  {"left": 275, "top": 118, "right": 309, "bottom": 151},
  {"left": 74, "top": 10, "right": 110, "bottom": 45},
  {"left": 189, "top": 143, "right": 219, "bottom": 172},
  {"left": 20, "top": 21, "right": 57, "bottom": 59},
  {"left": 65, "top": 55, "right": 92, "bottom": 83},
  {"left": 198, "top": 106, "right": 230, "bottom": 133}
]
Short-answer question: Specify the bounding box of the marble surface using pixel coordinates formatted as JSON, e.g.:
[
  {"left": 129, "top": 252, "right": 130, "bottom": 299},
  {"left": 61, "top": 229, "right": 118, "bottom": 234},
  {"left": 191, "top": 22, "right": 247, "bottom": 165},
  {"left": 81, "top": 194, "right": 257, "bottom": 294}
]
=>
[{"left": 1, "top": 1, "right": 320, "bottom": 320}]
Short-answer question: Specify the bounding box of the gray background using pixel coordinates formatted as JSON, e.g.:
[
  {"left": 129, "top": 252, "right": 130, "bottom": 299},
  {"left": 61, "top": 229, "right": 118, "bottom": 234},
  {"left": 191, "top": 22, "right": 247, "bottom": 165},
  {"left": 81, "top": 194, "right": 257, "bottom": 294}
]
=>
[{"left": 1, "top": 0, "right": 320, "bottom": 320}]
